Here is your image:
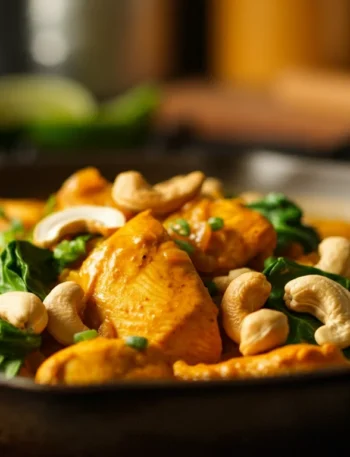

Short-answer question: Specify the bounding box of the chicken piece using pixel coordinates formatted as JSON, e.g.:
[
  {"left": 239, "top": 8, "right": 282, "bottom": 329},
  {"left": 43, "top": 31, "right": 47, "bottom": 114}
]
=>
[
  {"left": 0, "top": 198, "right": 45, "bottom": 229},
  {"left": 35, "top": 338, "right": 173, "bottom": 385},
  {"left": 174, "top": 344, "right": 349, "bottom": 381},
  {"left": 55, "top": 167, "right": 116, "bottom": 210},
  {"left": 78, "top": 211, "right": 222, "bottom": 364},
  {"left": 164, "top": 198, "right": 276, "bottom": 274}
]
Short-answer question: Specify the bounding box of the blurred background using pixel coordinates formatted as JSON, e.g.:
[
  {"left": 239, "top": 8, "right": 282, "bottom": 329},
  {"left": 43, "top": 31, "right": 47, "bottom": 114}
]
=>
[{"left": 1, "top": 0, "right": 350, "bottom": 159}]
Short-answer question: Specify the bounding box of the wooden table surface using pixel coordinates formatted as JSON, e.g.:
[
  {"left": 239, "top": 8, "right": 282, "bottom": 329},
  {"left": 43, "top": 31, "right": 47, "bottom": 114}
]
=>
[{"left": 155, "top": 80, "right": 350, "bottom": 153}]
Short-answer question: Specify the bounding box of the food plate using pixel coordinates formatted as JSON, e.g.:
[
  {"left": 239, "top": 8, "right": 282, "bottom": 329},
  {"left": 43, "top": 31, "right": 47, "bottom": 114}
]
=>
[{"left": 0, "top": 149, "right": 350, "bottom": 457}]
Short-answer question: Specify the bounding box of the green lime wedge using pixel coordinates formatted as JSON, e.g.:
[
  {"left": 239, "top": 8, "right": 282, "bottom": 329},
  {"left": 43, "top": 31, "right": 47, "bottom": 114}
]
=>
[
  {"left": 97, "top": 84, "right": 160, "bottom": 126},
  {"left": 0, "top": 75, "right": 97, "bottom": 127}
]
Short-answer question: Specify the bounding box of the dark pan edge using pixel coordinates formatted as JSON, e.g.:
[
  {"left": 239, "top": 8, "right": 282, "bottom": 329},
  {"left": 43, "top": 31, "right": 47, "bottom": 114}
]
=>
[{"left": 1, "top": 364, "right": 350, "bottom": 396}]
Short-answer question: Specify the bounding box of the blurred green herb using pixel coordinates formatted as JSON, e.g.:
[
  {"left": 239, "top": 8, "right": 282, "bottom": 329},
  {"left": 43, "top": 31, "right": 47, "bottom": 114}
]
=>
[
  {"left": 247, "top": 193, "right": 320, "bottom": 254},
  {"left": 43, "top": 194, "right": 56, "bottom": 217},
  {"left": 53, "top": 234, "right": 93, "bottom": 271}
]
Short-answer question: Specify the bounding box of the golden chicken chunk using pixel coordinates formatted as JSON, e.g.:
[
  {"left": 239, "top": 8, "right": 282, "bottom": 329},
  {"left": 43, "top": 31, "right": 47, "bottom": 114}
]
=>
[
  {"left": 164, "top": 198, "right": 276, "bottom": 274},
  {"left": 78, "top": 211, "right": 222, "bottom": 364},
  {"left": 0, "top": 198, "right": 45, "bottom": 229},
  {"left": 56, "top": 167, "right": 116, "bottom": 210},
  {"left": 36, "top": 338, "right": 173, "bottom": 385},
  {"left": 174, "top": 344, "right": 349, "bottom": 381}
]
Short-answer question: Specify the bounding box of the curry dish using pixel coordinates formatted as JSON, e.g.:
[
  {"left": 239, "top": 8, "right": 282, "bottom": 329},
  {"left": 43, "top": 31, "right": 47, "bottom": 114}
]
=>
[{"left": 0, "top": 167, "right": 350, "bottom": 385}]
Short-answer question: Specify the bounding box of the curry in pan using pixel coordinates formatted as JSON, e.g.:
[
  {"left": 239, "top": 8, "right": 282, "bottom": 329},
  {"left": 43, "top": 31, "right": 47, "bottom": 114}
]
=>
[{"left": 0, "top": 167, "right": 350, "bottom": 385}]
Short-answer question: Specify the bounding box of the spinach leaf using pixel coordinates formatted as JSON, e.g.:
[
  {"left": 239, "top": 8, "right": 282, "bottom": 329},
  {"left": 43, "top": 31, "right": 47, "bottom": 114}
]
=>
[
  {"left": 53, "top": 234, "right": 93, "bottom": 270},
  {"left": 0, "top": 318, "right": 42, "bottom": 378},
  {"left": 247, "top": 193, "right": 320, "bottom": 253},
  {"left": 263, "top": 257, "right": 350, "bottom": 347},
  {"left": 0, "top": 240, "right": 58, "bottom": 300},
  {"left": 0, "top": 318, "right": 41, "bottom": 358}
]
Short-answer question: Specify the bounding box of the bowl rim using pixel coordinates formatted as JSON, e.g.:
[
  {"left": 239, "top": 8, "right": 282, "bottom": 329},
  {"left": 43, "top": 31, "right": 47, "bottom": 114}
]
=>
[{"left": 1, "top": 364, "right": 350, "bottom": 395}]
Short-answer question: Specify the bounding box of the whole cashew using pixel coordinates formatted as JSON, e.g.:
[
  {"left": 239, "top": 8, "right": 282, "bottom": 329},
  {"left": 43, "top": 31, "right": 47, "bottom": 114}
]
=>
[
  {"left": 284, "top": 275, "right": 350, "bottom": 348},
  {"left": 201, "top": 177, "right": 224, "bottom": 199},
  {"left": 213, "top": 268, "right": 252, "bottom": 294},
  {"left": 0, "top": 291, "right": 48, "bottom": 333},
  {"left": 43, "top": 281, "right": 89, "bottom": 345},
  {"left": 315, "top": 236, "right": 350, "bottom": 278},
  {"left": 112, "top": 171, "right": 205, "bottom": 215},
  {"left": 221, "top": 271, "right": 271, "bottom": 343},
  {"left": 33, "top": 205, "right": 126, "bottom": 248},
  {"left": 239, "top": 309, "right": 289, "bottom": 356}
]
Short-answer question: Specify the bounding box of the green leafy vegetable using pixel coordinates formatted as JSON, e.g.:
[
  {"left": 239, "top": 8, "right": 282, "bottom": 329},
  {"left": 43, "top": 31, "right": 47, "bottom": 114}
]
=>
[
  {"left": 0, "top": 318, "right": 42, "bottom": 378},
  {"left": 263, "top": 257, "right": 350, "bottom": 348},
  {"left": 0, "top": 318, "right": 41, "bottom": 357},
  {"left": 208, "top": 217, "right": 224, "bottom": 231},
  {"left": 0, "top": 240, "right": 58, "bottom": 300},
  {"left": 53, "top": 234, "right": 93, "bottom": 270},
  {"left": 125, "top": 336, "right": 148, "bottom": 351},
  {"left": 74, "top": 329, "right": 99, "bottom": 343},
  {"left": 247, "top": 193, "right": 320, "bottom": 254},
  {"left": 170, "top": 219, "right": 191, "bottom": 237}
]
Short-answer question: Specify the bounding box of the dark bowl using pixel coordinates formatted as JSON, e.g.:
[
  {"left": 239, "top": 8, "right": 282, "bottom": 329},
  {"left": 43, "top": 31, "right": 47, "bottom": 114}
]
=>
[{"left": 0, "top": 149, "right": 350, "bottom": 457}]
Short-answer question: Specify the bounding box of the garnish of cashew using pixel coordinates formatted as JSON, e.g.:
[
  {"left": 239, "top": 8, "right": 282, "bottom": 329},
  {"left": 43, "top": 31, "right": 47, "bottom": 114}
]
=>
[
  {"left": 239, "top": 309, "right": 289, "bottom": 356},
  {"left": 33, "top": 205, "right": 126, "bottom": 248},
  {"left": 213, "top": 268, "right": 252, "bottom": 294},
  {"left": 201, "top": 177, "right": 224, "bottom": 199},
  {"left": 43, "top": 281, "right": 89, "bottom": 345},
  {"left": 284, "top": 275, "right": 350, "bottom": 349},
  {"left": 315, "top": 236, "right": 350, "bottom": 278},
  {"left": 221, "top": 272, "right": 272, "bottom": 343},
  {"left": 111, "top": 170, "right": 205, "bottom": 215},
  {"left": 0, "top": 291, "right": 48, "bottom": 333}
]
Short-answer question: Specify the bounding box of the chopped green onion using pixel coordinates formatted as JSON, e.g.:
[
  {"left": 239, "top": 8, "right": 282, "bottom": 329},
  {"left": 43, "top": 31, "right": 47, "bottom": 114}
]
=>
[
  {"left": 10, "top": 219, "right": 24, "bottom": 233},
  {"left": 0, "top": 358, "right": 23, "bottom": 379},
  {"left": 125, "top": 336, "right": 148, "bottom": 351},
  {"left": 43, "top": 194, "right": 57, "bottom": 217},
  {"left": 174, "top": 239, "right": 195, "bottom": 254},
  {"left": 74, "top": 329, "right": 99, "bottom": 343},
  {"left": 204, "top": 280, "right": 218, "bottom": 297},
  {"left": 208, "top": 217, "right": 224, "bottom": 231},
  {"left": 170, "top": 218, "right": 191, "bottom": 237}
]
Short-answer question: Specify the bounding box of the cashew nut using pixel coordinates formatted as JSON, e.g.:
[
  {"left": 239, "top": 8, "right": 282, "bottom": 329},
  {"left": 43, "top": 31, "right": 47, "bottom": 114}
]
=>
[
  {"left": 284, "top": 275, "right": 350, "bottom": 348},
  {"left": 112, "top": 170, "right": 205, "bottom": 215},
  {"left": 33, "top": 205, "right": 126, "bottom": 248},
  {"left": 43, "top": 281, "right": 89, "bottom": 345},
  {"left": 201, "top": 177, "right": 224, "bottom": 199},
  {"left": 0, "top": 291, "right": 48, "bottom": 333},
  {"left": 315, "top": 236, "right": 350, "bottom": 277},
  {"left": 239, "top": 309, "right": 289, "bottom": 356},
  {"left": 221, "top": 271, "right": 271, "bottom": 343},
  {"left": 213, "top": 268, "right": 252, "bottom": 294}
]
